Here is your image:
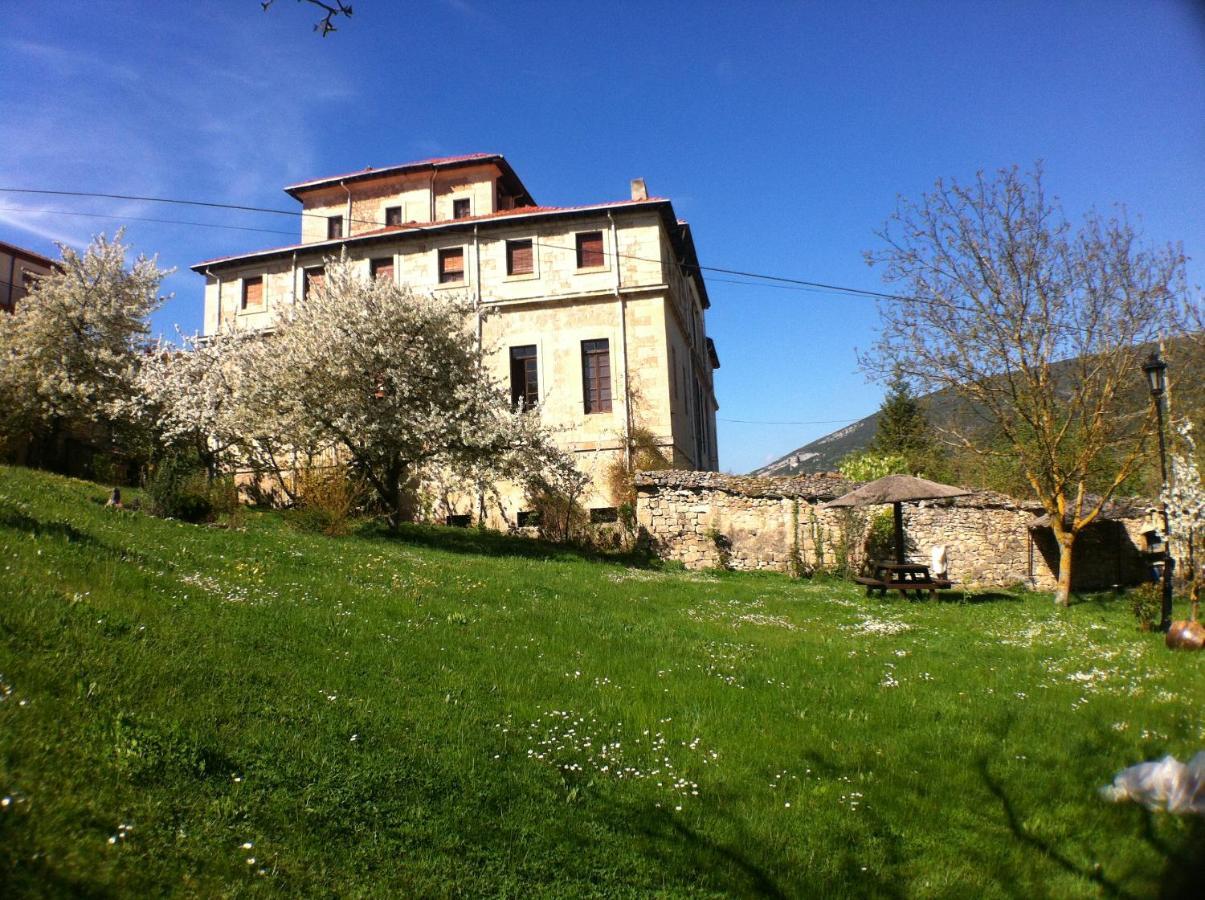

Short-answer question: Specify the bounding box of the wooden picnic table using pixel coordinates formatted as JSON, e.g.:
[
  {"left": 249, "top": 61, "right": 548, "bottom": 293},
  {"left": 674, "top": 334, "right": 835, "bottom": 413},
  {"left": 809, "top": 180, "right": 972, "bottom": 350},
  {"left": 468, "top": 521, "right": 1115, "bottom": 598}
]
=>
[{"left": 854, "top": 560, "right": 953, "bottom": 599}]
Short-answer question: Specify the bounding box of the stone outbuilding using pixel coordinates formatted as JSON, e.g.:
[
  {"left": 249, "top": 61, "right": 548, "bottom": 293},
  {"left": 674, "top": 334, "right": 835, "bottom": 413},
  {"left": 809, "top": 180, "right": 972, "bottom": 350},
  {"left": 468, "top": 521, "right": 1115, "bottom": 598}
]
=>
[{"left": 635, "top": 470, "right": 1156, "bottom": 591}]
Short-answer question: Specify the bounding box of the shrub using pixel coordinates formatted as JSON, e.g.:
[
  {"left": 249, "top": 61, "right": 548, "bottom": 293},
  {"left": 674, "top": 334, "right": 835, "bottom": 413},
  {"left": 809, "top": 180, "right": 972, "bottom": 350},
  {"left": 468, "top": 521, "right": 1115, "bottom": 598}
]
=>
[
  {"left": 142, "top": 452, "right": 212, "bottom": 522},
  {"left": 864, "top": 509, "right": 897, "bottom": 565},
  {"left": 207, "top": 475, "right": 243, "bottom": 527},
  {"left": 293, "top": 464, "right": 366, "bottom": 535},
  {"left": 1130, "top": 582, "right": 1161, "bottom": 632}
]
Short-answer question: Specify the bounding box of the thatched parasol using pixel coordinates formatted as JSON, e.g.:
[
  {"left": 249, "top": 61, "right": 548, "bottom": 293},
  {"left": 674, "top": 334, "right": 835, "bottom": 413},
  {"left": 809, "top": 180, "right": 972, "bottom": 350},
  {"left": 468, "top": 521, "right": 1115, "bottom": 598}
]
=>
[{"left": 822, "top": 475, "right": 973, "bottom": 564}]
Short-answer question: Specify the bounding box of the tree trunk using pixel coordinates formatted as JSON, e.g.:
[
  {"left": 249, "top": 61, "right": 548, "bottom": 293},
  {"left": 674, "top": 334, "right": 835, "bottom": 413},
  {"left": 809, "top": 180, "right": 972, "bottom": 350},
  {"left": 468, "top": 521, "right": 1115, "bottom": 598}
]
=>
[
  {"left": 1054, "top": 528, "right": 1076, "bottom": 607},
  {"left": 385, "top": 461, "right": 406, "bottom": 532}
]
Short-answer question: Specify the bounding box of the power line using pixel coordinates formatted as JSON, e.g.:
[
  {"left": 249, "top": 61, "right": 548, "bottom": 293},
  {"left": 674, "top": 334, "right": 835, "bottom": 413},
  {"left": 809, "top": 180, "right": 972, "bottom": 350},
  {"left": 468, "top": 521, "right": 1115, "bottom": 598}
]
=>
[
  {"left": 0, "top": 205, "right": 297, "bottom": 236},
  {"left": 0, "top": 185, "right": 907, "bottom": 304},
  {"left": 718, "top": 416, "right": 864, "bottom": 426}
]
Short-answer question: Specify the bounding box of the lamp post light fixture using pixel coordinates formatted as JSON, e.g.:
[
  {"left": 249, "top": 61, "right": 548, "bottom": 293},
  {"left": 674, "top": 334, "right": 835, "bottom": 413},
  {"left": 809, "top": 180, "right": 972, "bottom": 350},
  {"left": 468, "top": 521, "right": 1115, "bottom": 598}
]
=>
[{"left": 1142, "top": 351, "right": 1173, "bottom": 630}]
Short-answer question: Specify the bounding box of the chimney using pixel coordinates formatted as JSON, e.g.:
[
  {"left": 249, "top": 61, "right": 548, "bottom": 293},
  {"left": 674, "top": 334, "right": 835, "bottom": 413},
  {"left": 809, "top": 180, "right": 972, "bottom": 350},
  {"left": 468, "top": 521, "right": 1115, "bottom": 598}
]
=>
[{"left": 630, "top": 178, "right": 648, "bottom": 201}]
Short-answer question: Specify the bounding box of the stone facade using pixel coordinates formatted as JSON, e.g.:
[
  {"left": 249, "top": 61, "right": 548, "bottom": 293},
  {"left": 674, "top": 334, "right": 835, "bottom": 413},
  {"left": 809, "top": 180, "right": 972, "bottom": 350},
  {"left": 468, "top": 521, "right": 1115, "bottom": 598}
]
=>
[
  {"left": 636, "top": 471, "right": 1156, "bottom": 591},
  {"left": 192, "top": 154, "right": 720, "bottom": 525}
]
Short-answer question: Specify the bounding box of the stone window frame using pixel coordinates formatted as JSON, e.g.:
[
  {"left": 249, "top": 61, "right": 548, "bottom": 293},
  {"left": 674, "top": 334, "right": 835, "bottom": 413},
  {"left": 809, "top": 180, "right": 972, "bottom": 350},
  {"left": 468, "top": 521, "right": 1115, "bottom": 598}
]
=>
[
  {"left": 435, "top": 246, "right": 466, "bottom": 288},
  {"left": 581, "top": 337, "right": 613, "bottom": 415},
  {"left": 573, "top": 230, "right": 609, "bottom": 273},
  {"left": 239, "top": 274, "right": 264, "bottom": 315},
  {"left": 369, "top": 255, "right": 396, "bottom": 284},
  {"left": 503, "top": 237, "right": 539, "bottom": 281}
]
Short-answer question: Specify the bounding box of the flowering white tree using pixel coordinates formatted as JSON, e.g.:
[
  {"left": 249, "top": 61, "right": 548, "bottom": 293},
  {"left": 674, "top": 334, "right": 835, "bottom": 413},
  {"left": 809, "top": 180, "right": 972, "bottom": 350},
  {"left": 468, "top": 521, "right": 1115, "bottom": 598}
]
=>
[
  {"left": 143, "top": 258, "right": 574, "bottom": 528},
  {"left": 1164, "top": 422, "right": 1205, "bottom": 620},
  {"left": 126, "top": 327, "right": 308, "bottom": 496},
  {"left": 0, "top": 231, "right": 171, "bottom": 465}
]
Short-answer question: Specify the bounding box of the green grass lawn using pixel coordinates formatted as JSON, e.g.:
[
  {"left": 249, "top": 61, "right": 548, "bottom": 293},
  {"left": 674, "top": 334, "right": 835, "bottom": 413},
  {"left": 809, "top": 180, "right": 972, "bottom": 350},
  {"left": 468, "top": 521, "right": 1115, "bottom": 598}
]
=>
[{"left": 1, "top": 465, "right": 1202, "bottom": 898}]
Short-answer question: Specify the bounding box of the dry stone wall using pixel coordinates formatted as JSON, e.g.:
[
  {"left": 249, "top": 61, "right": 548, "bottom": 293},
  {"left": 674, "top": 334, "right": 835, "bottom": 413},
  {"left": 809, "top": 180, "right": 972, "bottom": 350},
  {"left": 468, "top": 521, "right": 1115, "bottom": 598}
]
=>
[{"left": 635, "top": 471, "right": 1154, "bottom": 591}]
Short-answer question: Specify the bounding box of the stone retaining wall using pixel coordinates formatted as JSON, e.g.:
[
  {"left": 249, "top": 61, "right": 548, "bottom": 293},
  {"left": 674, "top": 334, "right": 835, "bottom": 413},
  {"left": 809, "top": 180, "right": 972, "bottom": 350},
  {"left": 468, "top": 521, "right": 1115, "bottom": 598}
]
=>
[{"left": 635, "top": 470, "right": 1154, "bottom": 591}]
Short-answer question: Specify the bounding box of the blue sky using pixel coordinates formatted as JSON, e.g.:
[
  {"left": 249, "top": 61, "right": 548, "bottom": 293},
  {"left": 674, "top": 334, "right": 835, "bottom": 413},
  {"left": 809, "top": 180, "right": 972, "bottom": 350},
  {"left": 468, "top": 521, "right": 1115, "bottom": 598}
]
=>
[{"left": 2, "top": 0, "right": 1202, "bottom": 474}]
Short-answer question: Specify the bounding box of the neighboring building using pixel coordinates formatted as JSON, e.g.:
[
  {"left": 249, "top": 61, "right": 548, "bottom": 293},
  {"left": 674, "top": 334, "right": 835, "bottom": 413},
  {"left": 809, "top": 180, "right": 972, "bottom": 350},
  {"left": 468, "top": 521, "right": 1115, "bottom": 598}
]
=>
[
  {"left": 191, "top": 153, "right": 719, "bottom": 525},
  {"left": 1, "top": 240, "right": 57, "bottom": 314}
]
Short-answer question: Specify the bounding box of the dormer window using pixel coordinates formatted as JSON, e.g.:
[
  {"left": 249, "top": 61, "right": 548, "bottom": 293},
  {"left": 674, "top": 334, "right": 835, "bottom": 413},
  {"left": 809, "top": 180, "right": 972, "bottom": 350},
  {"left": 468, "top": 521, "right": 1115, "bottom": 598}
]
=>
[
  {"left": 384, "top": 206, "right": 403, "bottom": 227},
  {"left": 327, "top": 215, "right": 344, "bottom": 239},
  {"left": 452, "top": 198, "right": 471, "bottom": 219}
]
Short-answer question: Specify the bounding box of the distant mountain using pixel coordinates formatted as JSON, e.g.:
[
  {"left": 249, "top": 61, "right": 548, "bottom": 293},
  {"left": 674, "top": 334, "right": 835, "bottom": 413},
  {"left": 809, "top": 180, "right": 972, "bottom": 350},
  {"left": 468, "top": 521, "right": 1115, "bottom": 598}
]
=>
[
  {"left": 750, "top": 337, "right": 1202, "bottom": 478},
  {"left": 752, "top": 415, "right": 880, "bottom": 476}
]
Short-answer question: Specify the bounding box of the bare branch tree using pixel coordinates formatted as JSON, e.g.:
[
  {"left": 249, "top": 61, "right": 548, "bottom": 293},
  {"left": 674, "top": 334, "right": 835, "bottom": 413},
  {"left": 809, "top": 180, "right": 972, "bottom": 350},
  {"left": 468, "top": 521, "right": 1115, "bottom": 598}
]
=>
[
  {"left": 861, "top": 165, "right": 1187, "bottom": 606},
  {"left": 261, "top": 0, "right": 353, "bottom": 36}
]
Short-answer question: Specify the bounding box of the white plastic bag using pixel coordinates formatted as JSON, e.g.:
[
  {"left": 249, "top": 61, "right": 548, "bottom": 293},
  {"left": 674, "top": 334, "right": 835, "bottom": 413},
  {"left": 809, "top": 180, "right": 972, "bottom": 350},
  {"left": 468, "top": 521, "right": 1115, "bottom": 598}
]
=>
[{"left": 1100, "top": 752, "right": 1205, "bottom": 814}]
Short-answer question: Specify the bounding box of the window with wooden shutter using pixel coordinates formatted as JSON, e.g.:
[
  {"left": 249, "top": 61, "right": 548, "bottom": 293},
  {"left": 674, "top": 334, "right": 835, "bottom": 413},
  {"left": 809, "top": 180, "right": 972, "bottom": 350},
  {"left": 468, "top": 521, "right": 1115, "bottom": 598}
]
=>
[
  {"left": 304, "top": 266, "right": 325, "bottom": 300},
  {"left": 506, "top": 239, "right": 534, "bottom": 276},
  {"left": 581, "top": 339, "right": 612, "bottom": 414},
  {"left": 241, "top": 276, "right": 263, "bottom": 310},
  {"left": 370, "top": 257, "right": 394, "bottom": 282},
  {"left": 384, "top": 206, "right": 402, "bottom": 227},
  {"left": 327, "top": 216, "right": 344, "bottom": 239},
  {"left": 509, "top": 345, "right": 538, "bottom": 410},
  {"left": 452, "top": 198, "right": 471, "bottom": 219},
  {"left": 576, "top": 231, "right": 605, "bottom": 268},
  {"left": 438, "top": 248, "right": 464, "bottom": 283}
]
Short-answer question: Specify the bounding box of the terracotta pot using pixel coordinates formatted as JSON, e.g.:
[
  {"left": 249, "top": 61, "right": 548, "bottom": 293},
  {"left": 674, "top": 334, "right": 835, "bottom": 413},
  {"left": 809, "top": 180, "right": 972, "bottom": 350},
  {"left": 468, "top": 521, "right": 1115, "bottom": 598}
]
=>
[{"left": 1165, "top": 620, "right": 1205, "bottom": 651}]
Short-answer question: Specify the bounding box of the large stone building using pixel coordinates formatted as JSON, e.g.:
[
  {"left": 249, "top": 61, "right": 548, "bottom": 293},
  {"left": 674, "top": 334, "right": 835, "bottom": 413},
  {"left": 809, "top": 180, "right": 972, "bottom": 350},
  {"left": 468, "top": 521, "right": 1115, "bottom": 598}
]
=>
[
  {"left": 192, "top": 153, "right": 719, "bottom": 524},
  {"left": 1, "top": 240, "right": 57, "bottom": 314}
]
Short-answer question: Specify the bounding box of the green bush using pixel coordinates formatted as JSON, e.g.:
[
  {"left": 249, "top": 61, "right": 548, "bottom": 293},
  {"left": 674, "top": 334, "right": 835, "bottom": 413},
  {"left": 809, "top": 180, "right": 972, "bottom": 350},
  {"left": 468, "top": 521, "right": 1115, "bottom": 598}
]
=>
[
  {"left": 142, "top": 453, "right": 213, "bottom": 523},
  {"left": 865, "top": 509, "right": 897, "bottom": 564},
  {"left": 1129, "top": 581, "right": 1161, "bottom": 631},
  {"left": 292, "top": 464, "right": 366, "bottom": 536}
]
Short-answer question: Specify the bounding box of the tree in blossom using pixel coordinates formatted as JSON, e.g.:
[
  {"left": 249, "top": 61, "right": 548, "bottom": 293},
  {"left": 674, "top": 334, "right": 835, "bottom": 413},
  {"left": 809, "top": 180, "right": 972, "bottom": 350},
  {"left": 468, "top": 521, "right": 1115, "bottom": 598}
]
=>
[
  {"left": 142, "top": 258, "right": 575, "bottom": 529},
  {"left": 0, "top": 231, "right": 171, "bottom": 468},
  {"left": 1164, "top": 422, "right": 1205, "bottom": 621}
]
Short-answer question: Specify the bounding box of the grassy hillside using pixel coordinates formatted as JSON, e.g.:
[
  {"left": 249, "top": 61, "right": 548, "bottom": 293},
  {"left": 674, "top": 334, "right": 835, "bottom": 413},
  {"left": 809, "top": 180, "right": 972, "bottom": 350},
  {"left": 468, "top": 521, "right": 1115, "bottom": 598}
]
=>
[{"left": 1, "top": 466, "right": 1202, "bottom": 897}]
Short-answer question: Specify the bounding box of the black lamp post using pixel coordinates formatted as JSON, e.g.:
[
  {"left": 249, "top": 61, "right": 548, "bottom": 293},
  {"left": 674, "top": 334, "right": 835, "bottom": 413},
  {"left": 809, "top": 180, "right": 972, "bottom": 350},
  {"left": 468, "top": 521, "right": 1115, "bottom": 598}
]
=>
[{"left": 1142, "top": 351, "right": 1173, "bottom": 630}]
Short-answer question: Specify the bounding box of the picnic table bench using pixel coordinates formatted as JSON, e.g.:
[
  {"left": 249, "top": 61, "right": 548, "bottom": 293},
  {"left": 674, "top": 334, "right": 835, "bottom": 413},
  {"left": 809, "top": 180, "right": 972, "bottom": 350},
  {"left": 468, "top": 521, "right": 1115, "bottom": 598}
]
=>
[{"left": 855, "top": 562, "right": 952, "bottom": 599}]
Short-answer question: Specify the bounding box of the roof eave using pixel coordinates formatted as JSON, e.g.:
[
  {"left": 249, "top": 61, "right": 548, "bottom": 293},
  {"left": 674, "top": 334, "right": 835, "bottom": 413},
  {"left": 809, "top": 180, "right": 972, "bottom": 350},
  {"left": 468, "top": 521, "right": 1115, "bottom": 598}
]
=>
[
  {"left": 191, "top": 199, "right": 673, "bottom": 272},
  {"left": 282, "top": 154, "right": 535, "bottom": 206}
]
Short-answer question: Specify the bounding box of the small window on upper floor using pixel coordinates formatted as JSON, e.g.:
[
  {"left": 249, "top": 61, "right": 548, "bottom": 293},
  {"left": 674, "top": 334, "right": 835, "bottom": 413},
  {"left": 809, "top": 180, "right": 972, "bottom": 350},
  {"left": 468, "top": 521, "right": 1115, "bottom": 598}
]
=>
[
  {"left": 370, "top": 257, "right": 394, "bottom": 282},
  {"left": 304, "top": 266, "right": 325, "bottom": 300},
  {"left": 384, "top": 206, "right": 403, "bottom": 227},
  {"left": 576, "top": 231, "right": 604, "bottom": 269},
  {"left": 452, "top": 198, "right": 471, "bottom": 220},
  {"left": 327, "top": 215, "right": 344, "bottom": 240},
  {"left": 506, "top": 239, "right": 534, "bottom": 276},
  {"left": 241, "top": 275, "right": 263, "bottom": 311},
  {"left": 438, "top": 247, "right": 464, "bottom": 284}
]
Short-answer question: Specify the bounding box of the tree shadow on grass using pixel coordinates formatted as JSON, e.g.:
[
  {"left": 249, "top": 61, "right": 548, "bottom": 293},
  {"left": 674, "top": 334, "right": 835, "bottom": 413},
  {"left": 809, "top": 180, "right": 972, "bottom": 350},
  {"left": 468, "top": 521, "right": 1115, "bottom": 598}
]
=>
[
  {"left": 977, "top": 758, "right": 1138, "bottom": 899},
  {"left": 587, "top": 785, "right": 906, "bottom": 898},
  {"left": 0, "top": 504, "right": 105, "bottom": 548},
  {"left": 941, "top": 590, "right": 1025, "bottom": 605},
  {"left": 357, "top": 521, "right": 657, "bottom": 569},
  {"left": 0, "top": 502, "right": 153, "bottom": 568}
]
